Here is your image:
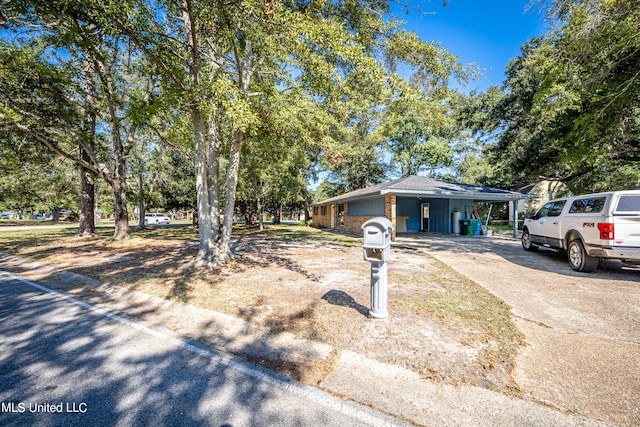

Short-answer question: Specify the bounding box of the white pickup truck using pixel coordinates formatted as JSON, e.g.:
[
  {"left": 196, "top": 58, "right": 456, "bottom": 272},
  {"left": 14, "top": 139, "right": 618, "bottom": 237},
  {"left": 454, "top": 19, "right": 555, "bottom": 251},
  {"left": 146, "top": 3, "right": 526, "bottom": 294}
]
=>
[{"left": 522, "top": 190, "right": 640, "bottom": 272}]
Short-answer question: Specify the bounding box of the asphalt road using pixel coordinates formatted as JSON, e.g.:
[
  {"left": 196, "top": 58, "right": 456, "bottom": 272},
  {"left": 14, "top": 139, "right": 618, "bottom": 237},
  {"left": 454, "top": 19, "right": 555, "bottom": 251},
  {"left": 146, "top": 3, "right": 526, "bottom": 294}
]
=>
[{"left": 0, "top": 272, "right": 406, "bottom": 427}]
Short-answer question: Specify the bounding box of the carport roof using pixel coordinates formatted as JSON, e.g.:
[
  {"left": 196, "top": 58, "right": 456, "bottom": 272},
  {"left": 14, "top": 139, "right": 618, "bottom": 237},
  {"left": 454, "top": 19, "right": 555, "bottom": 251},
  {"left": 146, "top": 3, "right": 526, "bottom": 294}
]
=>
[{"left": 312, "top": 175, "right": 537, "bottom": 205}]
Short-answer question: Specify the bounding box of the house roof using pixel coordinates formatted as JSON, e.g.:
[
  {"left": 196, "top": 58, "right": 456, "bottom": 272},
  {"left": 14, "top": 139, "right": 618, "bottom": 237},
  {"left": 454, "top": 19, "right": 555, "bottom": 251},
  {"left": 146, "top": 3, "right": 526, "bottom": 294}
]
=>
[{"left": 312, "top": 175, "right": 536, "bottom": 206}]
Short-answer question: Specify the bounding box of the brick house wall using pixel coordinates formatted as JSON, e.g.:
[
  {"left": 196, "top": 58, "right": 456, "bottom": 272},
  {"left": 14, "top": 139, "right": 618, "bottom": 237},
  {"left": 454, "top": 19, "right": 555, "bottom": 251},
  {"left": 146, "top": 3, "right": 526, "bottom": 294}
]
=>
[
  {"left": 385, "top": 194, "right": 397, "bottom": 240},
  {"left": 311, "top": 204, "right": 332, "bottom": 229},
  {"left": 312, "top": 194, "right": 397, "bottom": 240}
]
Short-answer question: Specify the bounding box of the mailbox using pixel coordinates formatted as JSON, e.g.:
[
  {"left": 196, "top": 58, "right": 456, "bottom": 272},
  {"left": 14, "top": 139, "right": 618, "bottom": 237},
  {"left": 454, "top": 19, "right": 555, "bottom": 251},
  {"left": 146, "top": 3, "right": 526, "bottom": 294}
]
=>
[
  {"left": 362, "top": 217, "right": 392, "bottom": 263},
  {"left": 361, "top": 217, "right": 392, "bottom": 318},
  {"left": 362, "top": 217, "right": 393, "bottom": 249}
]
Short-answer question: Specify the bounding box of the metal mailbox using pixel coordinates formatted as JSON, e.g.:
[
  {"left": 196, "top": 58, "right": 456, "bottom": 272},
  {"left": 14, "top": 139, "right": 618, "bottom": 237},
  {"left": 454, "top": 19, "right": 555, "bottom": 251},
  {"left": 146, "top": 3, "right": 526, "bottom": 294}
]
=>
[
  {"left": 362, "top": 217, "right": 393, "bottom": 249},
  {"left": 361, "top": 217, "right": 393, "bottom": 318}
]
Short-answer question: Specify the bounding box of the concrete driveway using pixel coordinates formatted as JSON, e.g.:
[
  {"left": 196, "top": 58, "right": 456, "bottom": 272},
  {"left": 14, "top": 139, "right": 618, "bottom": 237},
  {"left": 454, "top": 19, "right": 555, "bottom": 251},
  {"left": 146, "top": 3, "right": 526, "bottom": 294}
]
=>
[{"left": 395, "top": 234, "right": 640, "bottom": 426}]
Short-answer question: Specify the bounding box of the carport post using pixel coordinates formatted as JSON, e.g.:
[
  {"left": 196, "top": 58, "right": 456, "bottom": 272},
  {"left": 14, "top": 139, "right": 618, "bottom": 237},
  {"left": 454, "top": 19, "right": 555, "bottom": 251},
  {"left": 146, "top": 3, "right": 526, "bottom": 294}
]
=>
[{"left": 512, "top": 202, "right": 519, "bottom": 239}]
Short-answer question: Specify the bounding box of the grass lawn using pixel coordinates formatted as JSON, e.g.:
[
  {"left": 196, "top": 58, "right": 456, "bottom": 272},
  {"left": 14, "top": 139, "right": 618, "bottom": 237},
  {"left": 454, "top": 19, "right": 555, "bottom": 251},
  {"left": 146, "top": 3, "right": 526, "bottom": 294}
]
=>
[{"left": 0, "top": 223, "right": 524, "bottom": 394}]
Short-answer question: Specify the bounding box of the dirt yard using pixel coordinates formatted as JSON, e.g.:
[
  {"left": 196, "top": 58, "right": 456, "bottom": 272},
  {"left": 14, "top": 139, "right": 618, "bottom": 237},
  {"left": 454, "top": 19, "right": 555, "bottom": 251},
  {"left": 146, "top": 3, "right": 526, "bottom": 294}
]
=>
[{"left": 0, "top": 224, "right": 524, "bottom": 395}]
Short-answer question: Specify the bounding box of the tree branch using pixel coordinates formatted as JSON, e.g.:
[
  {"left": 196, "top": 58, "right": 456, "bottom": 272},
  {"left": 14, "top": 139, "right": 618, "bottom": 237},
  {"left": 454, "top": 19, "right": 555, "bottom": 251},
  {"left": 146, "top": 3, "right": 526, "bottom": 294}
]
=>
[
  {"left": 0, "top": 112, "right": 114, "bottom": 183},
  {"left": 111, "top": 17, "right": 187, "bottom": 91}
]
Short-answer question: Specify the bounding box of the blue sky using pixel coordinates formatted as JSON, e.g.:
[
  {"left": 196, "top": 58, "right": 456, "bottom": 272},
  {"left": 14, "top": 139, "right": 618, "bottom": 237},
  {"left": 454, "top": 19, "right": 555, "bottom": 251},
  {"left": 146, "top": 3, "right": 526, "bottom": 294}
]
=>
[{"left": 394, "top": 0, "right": 549, "bottom": 92}]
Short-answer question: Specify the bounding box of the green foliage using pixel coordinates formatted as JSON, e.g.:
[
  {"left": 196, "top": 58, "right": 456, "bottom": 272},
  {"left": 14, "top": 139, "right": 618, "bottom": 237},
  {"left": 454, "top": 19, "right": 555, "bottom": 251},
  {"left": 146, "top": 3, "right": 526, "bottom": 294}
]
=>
[
  {"left": 379, "top": 94, "right": 454, "bottom": 177},
  {"left": 0, "top": 139, "right": 78, "bottom": 214},
  {"left": 488, "top": 0, "right": 640, "bottom": 192},
  {"left": 384, "top": 29, "right": 469, "bottom": 96},
  {"left": 1, "top": 0, "right": 472, "bottom": 249},
  {"left": 0, "top": 41, "right": 79, "bottom": 143},
  {"left": 446, "top": 88, "right": 504, "bottom": 185},
  {"left": 157, "top": 146, "right": 197, "bottom": 210},
  {"left": 0, "top": 40, "right": 83, "bottom": 213},
  {"left": 311, "top": 180, "right": 347, "bottom": 202}
]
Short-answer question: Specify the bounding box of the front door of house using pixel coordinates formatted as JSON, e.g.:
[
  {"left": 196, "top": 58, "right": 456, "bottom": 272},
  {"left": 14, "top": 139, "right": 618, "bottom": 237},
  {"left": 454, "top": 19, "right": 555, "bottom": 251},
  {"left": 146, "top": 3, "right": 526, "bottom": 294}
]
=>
[
  {"left": 421, "top": 203, "right": 430, "bottom": 231},
  {"left": 330, "top": 204, "right": 335, "bottom": 228}
]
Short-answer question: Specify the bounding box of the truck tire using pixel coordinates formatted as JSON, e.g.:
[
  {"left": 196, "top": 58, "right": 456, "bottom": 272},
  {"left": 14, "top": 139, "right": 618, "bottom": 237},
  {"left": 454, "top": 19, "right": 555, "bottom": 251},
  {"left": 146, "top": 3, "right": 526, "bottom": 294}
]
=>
[
  {"left": 522, "top": 229, "right": 538, "bottom": 252},
  {"left": 568, "top": 239, "right": 599, "bottom": 272}
]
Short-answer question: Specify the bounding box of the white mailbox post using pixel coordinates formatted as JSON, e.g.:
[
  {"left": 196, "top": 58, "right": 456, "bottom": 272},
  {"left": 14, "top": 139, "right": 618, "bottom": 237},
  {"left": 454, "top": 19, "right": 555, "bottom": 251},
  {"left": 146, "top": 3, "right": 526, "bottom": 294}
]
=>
[{"left": 362, "top": 217, "right": 393, "bottom": 319}]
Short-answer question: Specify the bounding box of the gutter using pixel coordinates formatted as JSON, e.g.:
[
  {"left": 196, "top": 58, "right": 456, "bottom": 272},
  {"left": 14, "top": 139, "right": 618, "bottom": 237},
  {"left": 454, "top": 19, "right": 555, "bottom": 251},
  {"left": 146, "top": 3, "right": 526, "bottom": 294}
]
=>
[{"left": 380, "top": 189, "right": 538, "bottom": 201}]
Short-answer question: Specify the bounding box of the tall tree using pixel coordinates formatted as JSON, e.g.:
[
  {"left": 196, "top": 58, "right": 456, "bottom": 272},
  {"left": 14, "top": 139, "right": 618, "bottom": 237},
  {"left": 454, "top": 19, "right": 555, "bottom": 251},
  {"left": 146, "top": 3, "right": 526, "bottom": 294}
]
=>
[
  {"left": 109, "top": 0, "right": 403, "bottom": 266},
  {"left": 449, "top": 87, "right": 503, "bottom": 185},
  {"left": 375, "top": 26, "right": 469, "bottom": 179},
  {"left": 0, "top": 3, "right": 159, "bottom": 239},
  {"left": 489, "top": 0, "right": 640, "bottom": 192},
  {"left": 78, "top": 53, "right": 98, "bottom": 237},
  {"left": 379, "top": 94, "right": 454, "bottom": 177},
  {"left": 323, "top": 109, "right": 387, "bottom": 191}
]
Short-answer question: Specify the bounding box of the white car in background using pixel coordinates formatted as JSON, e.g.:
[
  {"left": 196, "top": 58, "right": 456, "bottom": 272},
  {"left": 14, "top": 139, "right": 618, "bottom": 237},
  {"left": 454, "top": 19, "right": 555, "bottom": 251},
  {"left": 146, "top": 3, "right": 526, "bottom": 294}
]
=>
[{"left": 144, "top": 213, "right": 171, "bottom": 225}]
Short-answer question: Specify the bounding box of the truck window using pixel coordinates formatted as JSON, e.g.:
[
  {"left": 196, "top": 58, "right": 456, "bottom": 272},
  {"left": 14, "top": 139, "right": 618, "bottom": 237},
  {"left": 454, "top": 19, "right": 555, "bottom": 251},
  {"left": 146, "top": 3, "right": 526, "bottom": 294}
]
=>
[
  {"left": 615, "top": 195, "right": 640, "bottom": 212},
  {"left": 534, "top": 200, "right": 566, "bottom": 219},
  {"left": 534, "top": 203, "right": 551, "bottom": 219},
  {"left": 548, "top": 200, "right": 566, "bottom": 217},
  {"left": 569, "top": 197, "right": 605, "bottom": 214}
]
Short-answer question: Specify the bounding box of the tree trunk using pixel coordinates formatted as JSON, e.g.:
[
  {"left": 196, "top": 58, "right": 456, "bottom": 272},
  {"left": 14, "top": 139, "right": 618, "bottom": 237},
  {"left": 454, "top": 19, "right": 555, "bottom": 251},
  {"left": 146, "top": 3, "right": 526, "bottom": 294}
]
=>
[
  {"left": 107, "top": 143, "right": 130, "bottom": 239},
  {"left": 183, "top": 1, "right": 224, "bottom": 267},
  {"left": 77, "top": 54, "right": 97, "bottom": 238},
  {"left": 77, "top": 167, "right": 96, "bottom": 237},
  {"left": 241, "top": 208, "right": 252, "bottom": 226},
  {"left": 273, "top": 204, "right": 282, "bottom": 225},
  {"left": 137, "top": 170, "right": 146, "bottom": 230},
  {"left": 112, "top": 173, "right": 130, "bottom": 240},
  {"left": 193, "top": 106, "right": 218, "bottom": 266},
  {"left": 207, "top": 115, "right": 220, "bottom": 233},
  {"left": 215, "top": 128, "right": 244, "bottom": 263},
  {"left": 97, "top": 50, "right": 131, "bottom": 240},
  {"left": 111, "top": 123, "right": 129, "bottom": 239},
  {"left": 211, "top": 39, "right": 255, "bottom": 263},
  {"left": 186, "top": 8, "right": 255, "bottom": 268},
  {"left": 257, "top": 195, "right": 264, "bottom": 231},
  {"left": 302, "top": 186, "right": 310, "bottom": 226}
]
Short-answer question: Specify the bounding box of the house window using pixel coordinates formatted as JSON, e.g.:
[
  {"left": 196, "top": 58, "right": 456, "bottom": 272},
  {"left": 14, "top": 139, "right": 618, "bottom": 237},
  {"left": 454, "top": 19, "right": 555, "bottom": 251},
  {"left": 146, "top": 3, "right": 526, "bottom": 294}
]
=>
[
  {"left": 320, "top": 206, "right": 327, "bottom": 215},
  {"left": 313, "top": 206, "right": 318, "bottom": 216}
]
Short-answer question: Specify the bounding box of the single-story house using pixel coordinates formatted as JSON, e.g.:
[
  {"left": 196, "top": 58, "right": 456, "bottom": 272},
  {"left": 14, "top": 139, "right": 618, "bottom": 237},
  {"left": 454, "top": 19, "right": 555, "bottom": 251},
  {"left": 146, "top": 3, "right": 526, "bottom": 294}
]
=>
[{"left": 311, "top": 175, "right": 536, "bottom": 240}]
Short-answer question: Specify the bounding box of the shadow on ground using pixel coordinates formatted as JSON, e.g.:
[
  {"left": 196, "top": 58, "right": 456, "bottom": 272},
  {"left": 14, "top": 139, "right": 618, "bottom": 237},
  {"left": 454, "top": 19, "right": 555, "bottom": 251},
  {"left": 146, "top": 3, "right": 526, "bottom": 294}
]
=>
[
  {"left": 0, "top": 276, "right": 321, "bottom": 427},
  {"left": 321, "top": 290, "right": 369, "bottom": 317}
]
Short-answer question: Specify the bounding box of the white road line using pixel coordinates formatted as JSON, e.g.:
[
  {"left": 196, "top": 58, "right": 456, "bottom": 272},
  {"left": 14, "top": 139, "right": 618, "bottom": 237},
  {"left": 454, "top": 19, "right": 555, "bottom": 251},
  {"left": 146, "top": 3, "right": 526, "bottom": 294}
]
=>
[{"left": 0, "top": 270, "right": 404, "bottom": 427}]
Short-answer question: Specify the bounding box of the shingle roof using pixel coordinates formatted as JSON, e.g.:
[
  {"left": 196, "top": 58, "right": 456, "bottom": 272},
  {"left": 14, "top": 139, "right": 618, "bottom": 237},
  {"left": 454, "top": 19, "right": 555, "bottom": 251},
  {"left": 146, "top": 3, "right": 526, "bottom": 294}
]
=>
[{"left": 313, "top": 175, "right": 535, "bottom": 205}]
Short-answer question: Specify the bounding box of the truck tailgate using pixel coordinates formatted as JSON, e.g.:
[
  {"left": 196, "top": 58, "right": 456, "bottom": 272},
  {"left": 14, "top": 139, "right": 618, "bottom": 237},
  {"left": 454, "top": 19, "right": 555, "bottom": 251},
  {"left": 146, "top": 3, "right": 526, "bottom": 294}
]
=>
[
  {"left": 614, "top": 195, "right": 640, "bottom": 247},
  {"left": 613, "top": 216, "right": 640, "bottom": 247}
]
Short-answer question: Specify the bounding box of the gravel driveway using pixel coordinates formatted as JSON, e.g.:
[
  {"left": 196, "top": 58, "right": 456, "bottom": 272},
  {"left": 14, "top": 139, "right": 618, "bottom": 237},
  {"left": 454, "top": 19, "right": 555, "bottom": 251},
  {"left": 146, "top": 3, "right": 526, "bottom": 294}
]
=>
[{"left": 395, "top": 234, "right": 640, "bottom": 426}]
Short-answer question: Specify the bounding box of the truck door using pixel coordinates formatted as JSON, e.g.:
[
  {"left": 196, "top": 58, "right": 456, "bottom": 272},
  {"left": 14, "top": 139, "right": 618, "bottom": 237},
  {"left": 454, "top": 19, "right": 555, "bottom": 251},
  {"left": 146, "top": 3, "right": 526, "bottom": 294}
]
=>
[{"left": 533, "top": 200, "right": 566, "bottom": 247}]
